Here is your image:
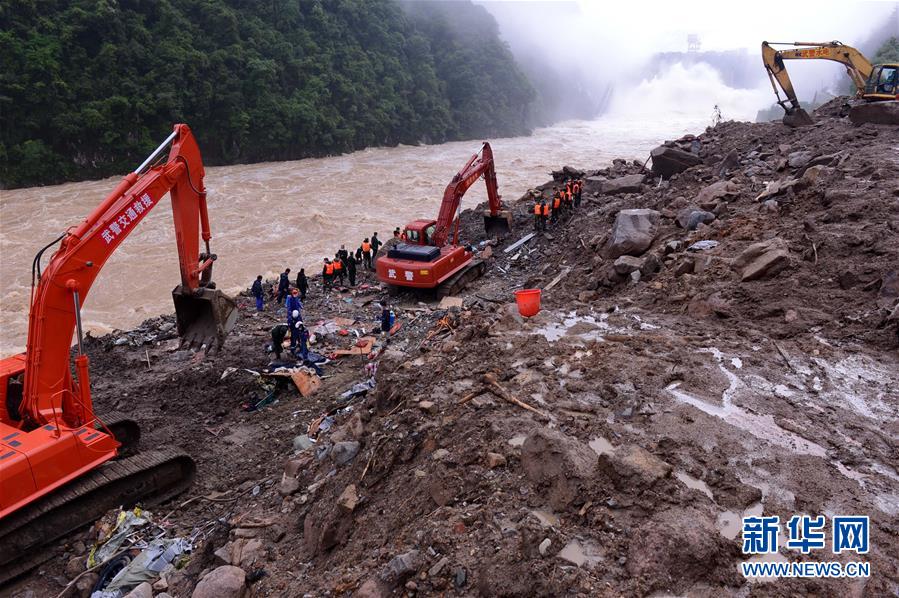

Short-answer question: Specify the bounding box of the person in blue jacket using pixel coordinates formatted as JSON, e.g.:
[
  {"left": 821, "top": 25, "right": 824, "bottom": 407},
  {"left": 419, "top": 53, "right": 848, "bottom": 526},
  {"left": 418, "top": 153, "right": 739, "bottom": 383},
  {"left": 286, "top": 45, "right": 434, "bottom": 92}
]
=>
[{"left": 251, "top": 275, "right": 264, "bottom": 311}]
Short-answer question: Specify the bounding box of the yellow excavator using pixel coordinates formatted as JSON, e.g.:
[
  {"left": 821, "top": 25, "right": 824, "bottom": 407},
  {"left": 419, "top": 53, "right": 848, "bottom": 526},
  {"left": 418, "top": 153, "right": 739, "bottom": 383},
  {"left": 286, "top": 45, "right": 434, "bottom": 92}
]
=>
[{"left": 761, "top": 41, "right": 899, "bottom": 126}]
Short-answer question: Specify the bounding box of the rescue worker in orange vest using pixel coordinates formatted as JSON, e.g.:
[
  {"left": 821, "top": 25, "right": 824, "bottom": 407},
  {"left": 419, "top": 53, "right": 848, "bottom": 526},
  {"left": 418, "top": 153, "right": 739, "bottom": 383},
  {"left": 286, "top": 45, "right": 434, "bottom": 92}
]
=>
[
  {"left": 322, "top": 258, "right": 335, "bottom": 290},
  {"left": 565, "top": 180, "right": 573, "bottom": 207},
  {"left": 574, "top": 178, "right": 583, "bottom": 208},
  {"left": 333, "top": 252, "right": 345, "bottom": 286},
  {"left": 361, "top": 238, "right": 373, "bottom": 270},
  {"left": 541, "top": 199, "right": 550, "bottom": 226},
  {"left": 551, "top": 188, "right": 562, "bottom": 224},
  {"left": 533, "top": 197, "right": 543, "bottom": 231}
]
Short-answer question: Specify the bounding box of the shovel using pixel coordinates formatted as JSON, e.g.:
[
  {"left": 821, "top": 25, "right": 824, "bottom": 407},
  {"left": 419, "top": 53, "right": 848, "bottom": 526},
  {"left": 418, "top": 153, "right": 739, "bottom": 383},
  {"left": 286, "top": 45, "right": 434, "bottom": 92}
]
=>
[{"left": 172, "top": 285, "right": 238, "bottom": 349}]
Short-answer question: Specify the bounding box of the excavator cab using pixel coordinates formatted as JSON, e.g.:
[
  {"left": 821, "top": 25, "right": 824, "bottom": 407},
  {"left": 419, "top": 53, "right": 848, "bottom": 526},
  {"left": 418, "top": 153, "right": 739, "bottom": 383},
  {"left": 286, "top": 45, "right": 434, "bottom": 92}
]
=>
[
  {"left": 172, "top": 285, "right": 237, "bottom": 349},
  {"left": 865, "top": 64, "right": 899, "bottom": 99}
]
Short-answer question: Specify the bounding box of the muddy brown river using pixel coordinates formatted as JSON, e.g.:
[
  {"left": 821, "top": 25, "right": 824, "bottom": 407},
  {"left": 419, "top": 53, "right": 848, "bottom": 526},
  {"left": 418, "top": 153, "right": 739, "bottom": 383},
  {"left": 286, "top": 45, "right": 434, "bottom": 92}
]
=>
[{"left": 1, "top": 114, "right": 712, "bottom": 354}]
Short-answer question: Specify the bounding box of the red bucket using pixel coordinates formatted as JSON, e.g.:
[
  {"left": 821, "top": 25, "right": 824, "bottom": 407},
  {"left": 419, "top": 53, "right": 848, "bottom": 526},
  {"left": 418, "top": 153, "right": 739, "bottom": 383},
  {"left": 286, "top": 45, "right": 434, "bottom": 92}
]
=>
[{"left": 514, "top": 289, "right": 542, "bottom": 317}]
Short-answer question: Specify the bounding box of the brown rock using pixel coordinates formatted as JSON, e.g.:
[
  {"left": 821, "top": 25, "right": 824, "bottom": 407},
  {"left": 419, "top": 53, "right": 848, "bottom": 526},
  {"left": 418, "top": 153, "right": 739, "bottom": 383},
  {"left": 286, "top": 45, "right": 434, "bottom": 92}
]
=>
[
  {"left": 613, "top": 255, "right": 645, "bottom": 275},
  {"left": 695, "top": 180, "right": 739, "bottom": 209},
  {"left": 278, "top": 476, "right": 301, "bottom": 496},
  {"left": 521, "top": 428, "right": 597, "bottom": 509},
  {"left": 598, "top": 444, "right": 671, "bottom": 489},
  {"left": 123, "top": 582, "right": 153, "bottom": 598},
  {"left": 65, "top": 556, "right": 84, "bottom": 579},
  {"left": 331, "top": 411, "right": 365, "bottom": 442},
  {"left": 486, "top": 452, "right": 507, "bottom": 469},
  {"left": 235, "top": 538, "right": 265, "bottom": 568},
  {"left": 674, "top": 258, "right": 695, "bottom": 277},
  {"left": 337, "top": 484, "right": 360, "bottom": 512},
  {"left": 734, "top": 238, "right": 791, "bottom": 282},
  {"left": 75, "top": 573, "right": 99, "bottom": 598},
  {"left": 355, "top": 578, "right": 389, "bottom": 598},
  {"left": 304, "top": 503, "right": 355, "bottom": 553},
  {"left": 627, "top": 507, "right": 725, "bottom": 580},
  {"left": 191, "top": 566, "right": 246, "bottom": 598},
  {"left": 418, "top": 400, "right": 437, "bottom": 414}
]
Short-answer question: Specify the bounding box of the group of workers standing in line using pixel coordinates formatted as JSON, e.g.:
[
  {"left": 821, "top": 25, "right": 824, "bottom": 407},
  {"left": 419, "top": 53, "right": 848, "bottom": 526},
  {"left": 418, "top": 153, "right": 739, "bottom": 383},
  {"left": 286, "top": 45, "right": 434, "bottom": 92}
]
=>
[
  {"left": 250, "top": 232, "right": 388, "bottom": 361},
  {"left": 533, "top": 178, "right": 583, "bottom": 231},
  {"left": 321, "top": 232, "right": 382, "bottom": 289}
]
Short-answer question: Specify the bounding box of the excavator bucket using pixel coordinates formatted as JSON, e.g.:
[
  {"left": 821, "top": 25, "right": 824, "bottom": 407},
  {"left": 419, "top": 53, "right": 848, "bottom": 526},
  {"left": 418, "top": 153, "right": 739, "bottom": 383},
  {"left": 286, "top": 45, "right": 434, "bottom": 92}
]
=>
[
  {"left": 484, "top": 209, "right": 513, "bottom": 238},
  {"left": 782, "top": 107, "right": 814, "bottom": 128},
  {"left": 172, "top": 286, "right": 238, "bottom": 349}
]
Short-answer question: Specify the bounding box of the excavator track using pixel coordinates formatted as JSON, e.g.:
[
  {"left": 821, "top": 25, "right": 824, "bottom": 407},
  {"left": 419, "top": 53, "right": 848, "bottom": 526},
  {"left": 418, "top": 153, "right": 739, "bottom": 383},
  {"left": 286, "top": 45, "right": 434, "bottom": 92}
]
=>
[
  {"left": 98, "top": 411, "right": 141, "bottom": 454},
  {"left": 0, "top": 448, "right": 195, "bottom": 585},
  {"left": 437, "top": 259, "right": 487, "bottom": 299}
]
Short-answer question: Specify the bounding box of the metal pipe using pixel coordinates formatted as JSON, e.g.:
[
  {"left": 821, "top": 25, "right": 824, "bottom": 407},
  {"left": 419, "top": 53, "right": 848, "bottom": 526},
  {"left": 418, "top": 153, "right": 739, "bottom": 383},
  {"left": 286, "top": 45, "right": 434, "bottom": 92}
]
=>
[
  {"left": 134, "top": 130, "right": 178, "bottom": 175},
  {"left": 73, "top": 290, "right": 84, "bottom": 355}
]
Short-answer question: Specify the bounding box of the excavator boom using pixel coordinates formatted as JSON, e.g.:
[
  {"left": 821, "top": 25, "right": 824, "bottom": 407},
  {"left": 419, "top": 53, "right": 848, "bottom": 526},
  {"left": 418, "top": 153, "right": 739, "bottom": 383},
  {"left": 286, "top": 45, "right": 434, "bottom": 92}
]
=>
[
  {"left": 761, "top": 40, "right": 895, "bottom": 127},
  {"left": 0, "top": 124, "right": 234, "bottom": 582}
]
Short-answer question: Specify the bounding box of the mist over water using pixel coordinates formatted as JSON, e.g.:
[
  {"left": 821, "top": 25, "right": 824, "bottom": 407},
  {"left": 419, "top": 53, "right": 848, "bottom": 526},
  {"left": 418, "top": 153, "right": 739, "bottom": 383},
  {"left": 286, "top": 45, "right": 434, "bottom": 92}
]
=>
[
  {"left": 1, "top": 110, "right": 720, "bottom": 355},
  {"left": 608, "top": 62, "right": 772, "bottom": 121}
]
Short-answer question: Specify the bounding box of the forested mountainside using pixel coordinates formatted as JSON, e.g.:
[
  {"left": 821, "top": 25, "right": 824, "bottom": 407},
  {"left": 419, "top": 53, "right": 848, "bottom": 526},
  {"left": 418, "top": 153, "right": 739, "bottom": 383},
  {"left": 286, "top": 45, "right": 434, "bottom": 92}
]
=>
[{"left": 0, "top": 0, "right": 534, "bottom": 188}]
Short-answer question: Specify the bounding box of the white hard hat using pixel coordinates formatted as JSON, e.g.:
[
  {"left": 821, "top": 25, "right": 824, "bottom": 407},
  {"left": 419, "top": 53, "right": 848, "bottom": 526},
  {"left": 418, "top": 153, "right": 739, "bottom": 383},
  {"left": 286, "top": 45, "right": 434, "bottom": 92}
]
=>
[
  {"left": 295, "top": 321, "right": 302, "bottom": 328},
  {"left": 292, "top": 310, "right": 299, "bottom": 318}
]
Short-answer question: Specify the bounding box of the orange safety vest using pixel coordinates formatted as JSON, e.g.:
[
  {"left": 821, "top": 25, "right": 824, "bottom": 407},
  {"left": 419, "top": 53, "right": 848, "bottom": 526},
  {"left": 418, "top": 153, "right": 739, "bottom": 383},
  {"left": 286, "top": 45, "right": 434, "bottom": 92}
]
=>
[
  {"left": 334, "top": 260, "right": 342, "bottom": 271},
  {"left": 541, "top": 204, "right": 550, "bottom": 217},
  {"left": 574, "top": 182, "right": 581, "bottom": 193},
  {"left": 325, "top": 263, "right": 334, "bottom": 275},
  {"left": 566, "top": 182, "right": 572, "bottom": 194},
  {"left": 566, "top": 189, "right": 572, "bottom": 200},
  {"left": 534, "top": 203, "right": 542, "bottom": 215},
  {"left": 362, "top": 242, "right": 371, "bottom": 252},
  {"left": 553, "top": 196, "right": 561, "bottom": 209}
]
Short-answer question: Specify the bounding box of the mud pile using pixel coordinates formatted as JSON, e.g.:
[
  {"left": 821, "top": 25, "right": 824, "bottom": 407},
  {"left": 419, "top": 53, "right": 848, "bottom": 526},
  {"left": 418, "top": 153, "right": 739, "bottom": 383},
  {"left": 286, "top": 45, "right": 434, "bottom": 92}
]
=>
[{"left": 8, "top": 104, "right": 898, "bottom": 598}]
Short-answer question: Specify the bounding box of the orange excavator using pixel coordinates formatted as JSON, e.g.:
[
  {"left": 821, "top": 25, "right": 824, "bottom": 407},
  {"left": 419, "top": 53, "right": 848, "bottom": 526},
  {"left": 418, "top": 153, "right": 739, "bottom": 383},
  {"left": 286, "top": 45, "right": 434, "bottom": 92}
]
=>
[
  {"left": 0, "top": 124, "right": 236, "bottom": 581},
  {"left": 376, "top": 142, "right": 511, "bottom": 297}
]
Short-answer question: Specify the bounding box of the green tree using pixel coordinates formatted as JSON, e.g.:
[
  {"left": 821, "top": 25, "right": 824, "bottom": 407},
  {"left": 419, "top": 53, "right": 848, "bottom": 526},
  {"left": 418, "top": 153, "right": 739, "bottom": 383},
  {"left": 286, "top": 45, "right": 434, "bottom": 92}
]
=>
[{"left": 0, "top": 0, "right": 535, "bottom": 188}]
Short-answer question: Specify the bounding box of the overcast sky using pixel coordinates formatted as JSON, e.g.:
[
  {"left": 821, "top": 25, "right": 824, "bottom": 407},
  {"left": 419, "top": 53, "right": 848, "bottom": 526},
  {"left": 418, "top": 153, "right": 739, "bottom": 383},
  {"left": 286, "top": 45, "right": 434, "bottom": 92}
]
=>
[{"left": 480, "top": 0, "right": 897, "bottom": 73}]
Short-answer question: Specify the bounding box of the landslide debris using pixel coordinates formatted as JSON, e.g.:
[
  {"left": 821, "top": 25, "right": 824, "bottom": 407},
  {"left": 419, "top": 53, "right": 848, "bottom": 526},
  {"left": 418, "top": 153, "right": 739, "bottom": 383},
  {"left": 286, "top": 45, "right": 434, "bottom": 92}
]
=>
[{"left": 7, "top": 104, "right": 899, "bottom": 598}]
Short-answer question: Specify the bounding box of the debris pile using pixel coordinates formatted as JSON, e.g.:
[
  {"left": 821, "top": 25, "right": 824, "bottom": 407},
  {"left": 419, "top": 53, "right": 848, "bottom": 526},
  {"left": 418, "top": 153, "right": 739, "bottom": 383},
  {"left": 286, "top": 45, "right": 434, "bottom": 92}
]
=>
[{"left": 8, "top": 103, "right": 899, "bottom": 597}]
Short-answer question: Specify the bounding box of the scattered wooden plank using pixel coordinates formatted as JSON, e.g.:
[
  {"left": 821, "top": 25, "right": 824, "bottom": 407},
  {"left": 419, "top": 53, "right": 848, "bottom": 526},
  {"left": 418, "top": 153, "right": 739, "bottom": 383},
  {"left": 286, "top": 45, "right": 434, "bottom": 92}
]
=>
[
  {"left": 291, "top": 370, "right": 321, "bottom": 397},
  {"left": 544, "top": 266, "right": 571, "bottom": 291},
  {"left": 438, "top": 296, "right": 464, "bottom": 309},
  {"left": 503, "top": 232, "right": 536, "bottom": 254},
  {"left": 332, "top": 336, "right": 376, "bottom": 357},
  {"left": 482, "top": 373, "right": 548, "bottom": 418}
]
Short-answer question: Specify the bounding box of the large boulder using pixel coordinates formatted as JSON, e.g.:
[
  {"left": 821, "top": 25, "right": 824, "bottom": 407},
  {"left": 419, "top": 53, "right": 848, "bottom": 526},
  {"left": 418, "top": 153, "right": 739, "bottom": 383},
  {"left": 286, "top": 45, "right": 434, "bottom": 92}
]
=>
[
  {"left": 601, "top": 174, "right": 646, "bottom": 195},
  {"left": 849, "top": 101, "right": 899, "bottom": 126},
  {"left": 627, "top": 507, "right": 726, "bottom": 582},
  {"left": 733, "top": 238, "right": 791, "bottom": 282},
  {"left": 603, "top": 209, "right": 661, "bottom": 259},
  {"left": 650, "top": 145, "right": 702, "bottom": 178},
  {"left": 521, "top": 428, "right": 597, "bottom": 509},
  {"left": 191, "top": 566, "right": 246, "bottom": 598}
]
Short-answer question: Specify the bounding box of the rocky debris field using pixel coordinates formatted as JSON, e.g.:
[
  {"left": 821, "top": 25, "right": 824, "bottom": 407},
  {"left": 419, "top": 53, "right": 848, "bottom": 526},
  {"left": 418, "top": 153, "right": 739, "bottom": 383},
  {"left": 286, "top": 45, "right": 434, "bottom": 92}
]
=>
[{"left": 6, "top": 103, "right": 898, "bottom": 598}]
